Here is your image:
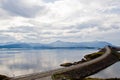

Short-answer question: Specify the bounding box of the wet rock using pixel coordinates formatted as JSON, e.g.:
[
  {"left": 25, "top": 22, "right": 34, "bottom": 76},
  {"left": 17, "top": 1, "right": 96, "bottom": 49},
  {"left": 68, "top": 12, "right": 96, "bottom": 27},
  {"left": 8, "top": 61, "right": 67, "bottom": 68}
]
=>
[{"left": 60, "top": 63, "right": 73, "bottom": 67}]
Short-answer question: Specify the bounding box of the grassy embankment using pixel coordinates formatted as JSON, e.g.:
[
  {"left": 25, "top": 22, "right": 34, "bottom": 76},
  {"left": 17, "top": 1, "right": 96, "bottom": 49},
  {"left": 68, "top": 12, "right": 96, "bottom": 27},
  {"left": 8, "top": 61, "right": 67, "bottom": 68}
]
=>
[
  {"left": 83, "top": 77, "right": 120, "bottom": 80},
  {"left": 52, "top": 49, "right": 120, "bottom": 80}
]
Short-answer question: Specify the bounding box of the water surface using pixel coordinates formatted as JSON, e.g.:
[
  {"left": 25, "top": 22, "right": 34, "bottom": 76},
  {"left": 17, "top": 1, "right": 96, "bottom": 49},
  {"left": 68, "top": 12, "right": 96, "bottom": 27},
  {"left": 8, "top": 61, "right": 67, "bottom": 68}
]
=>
[{"left": 0, "top": 49, "right": 120, "bottom": 78}]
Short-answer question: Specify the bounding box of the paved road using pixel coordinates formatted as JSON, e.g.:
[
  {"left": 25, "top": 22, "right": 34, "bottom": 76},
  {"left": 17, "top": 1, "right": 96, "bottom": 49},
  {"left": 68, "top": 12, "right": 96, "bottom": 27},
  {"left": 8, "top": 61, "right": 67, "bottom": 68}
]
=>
[
  {"left": 35, "top": 76, "right": 51, "bottom": 80},
  {"left": 10, "top": 46, "right": 120, "bottom": 80},
  {"left": 10, "top": 68, "right": 64, "bottom": 80}
]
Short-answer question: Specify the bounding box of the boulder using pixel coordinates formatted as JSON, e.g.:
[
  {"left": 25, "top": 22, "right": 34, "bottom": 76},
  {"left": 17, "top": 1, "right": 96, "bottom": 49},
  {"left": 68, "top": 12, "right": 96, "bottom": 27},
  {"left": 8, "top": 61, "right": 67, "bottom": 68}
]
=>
[{"left": 60, "top": 63, "right": 73, "bottom": 67}]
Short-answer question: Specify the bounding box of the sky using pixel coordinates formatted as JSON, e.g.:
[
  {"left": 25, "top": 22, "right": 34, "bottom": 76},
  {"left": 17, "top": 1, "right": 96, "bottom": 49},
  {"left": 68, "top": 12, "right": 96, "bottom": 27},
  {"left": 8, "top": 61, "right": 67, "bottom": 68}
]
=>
[{"left": 0, "top": 0, "right": 120, "bottom": 45}]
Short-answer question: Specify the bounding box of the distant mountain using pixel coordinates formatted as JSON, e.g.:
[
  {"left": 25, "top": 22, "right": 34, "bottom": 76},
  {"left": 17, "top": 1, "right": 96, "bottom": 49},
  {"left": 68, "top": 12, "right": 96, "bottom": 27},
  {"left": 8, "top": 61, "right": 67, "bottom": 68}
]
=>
[
  {"left": 48, "top": 41, "right": 112, "bottom": 48},
  {"left": 0, "top": 41, "right": 113, "bottom": 49},
  {"left": 0, "top": 43, "right": 47, "bottom": 49}
]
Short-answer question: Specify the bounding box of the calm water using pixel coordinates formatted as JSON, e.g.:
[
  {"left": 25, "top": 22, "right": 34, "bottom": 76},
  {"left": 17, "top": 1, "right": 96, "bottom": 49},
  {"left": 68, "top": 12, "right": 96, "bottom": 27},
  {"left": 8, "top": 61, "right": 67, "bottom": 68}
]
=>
[{"left": 0, "top": 49, "right": 120, "bottom": 78}]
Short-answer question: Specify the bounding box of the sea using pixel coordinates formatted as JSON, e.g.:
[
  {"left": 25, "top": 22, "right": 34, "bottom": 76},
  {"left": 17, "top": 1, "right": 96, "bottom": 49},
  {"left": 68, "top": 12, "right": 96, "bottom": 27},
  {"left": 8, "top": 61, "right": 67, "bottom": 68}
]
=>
[{"left": 0, "top": 49, "right": 120, "bottom": 78}]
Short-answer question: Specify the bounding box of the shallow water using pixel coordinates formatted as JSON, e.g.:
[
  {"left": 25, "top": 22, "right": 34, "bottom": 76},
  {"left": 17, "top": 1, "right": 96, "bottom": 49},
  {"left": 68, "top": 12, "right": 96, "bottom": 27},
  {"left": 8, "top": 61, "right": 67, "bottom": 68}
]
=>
[{"left": 0, "top": 49, "right": 120, "bottom": 78}]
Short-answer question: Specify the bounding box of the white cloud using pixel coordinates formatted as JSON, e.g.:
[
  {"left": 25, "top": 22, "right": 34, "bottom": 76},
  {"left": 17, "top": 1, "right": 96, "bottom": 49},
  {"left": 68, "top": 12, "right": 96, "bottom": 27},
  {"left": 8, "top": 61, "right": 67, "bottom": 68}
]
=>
[
  {"left": 0, "top": 0, "right": 46, "bottom": 17},
  {"left": 0, "top": 0, "right": 119, "bottom": 45}
]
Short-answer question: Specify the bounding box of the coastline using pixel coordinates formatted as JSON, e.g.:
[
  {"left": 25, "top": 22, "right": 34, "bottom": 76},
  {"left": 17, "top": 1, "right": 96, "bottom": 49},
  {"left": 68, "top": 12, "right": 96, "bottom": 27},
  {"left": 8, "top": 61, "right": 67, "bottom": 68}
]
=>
[
  {"left": 1, "top": 75, "right": 120, "bottom": 80},
  {"left": 1, "top": 46, "right": 120, "bottom": 80}
]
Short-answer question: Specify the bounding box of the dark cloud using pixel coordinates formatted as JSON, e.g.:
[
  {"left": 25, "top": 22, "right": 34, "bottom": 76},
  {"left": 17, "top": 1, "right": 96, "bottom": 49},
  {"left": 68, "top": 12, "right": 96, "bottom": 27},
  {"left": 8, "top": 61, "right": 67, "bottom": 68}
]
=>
[
  {"left": 75, "top": 19, "right": 120, "bottom": 32},
  {"left": 111, "top": 24, "right": 120, "bottom": 29},
  {"left": 9, "top": 26, "right": 36, "bottom": 33},
  {"left": 76, "top": 20, "right": 101, "bottom": 29},
  {"left": 1, "top": 0, "right": 45, "bottom": 18},
  {"left": 0, "top": 0, "right": 119, "bottom": 45},
  {"left": 97, "top": 24, "right": 120, "bottom": 32},
  {"left": 104, "top": 8, "right": 120, "bottom": 14},
  {"left": 0, "top": 34, "right": 16, "bottom": 42},
  {"left": 44, "top": 0, "right": 58, "bottom": 3},
  {"left": 67, "top": 30, "right": 80, "bottom": 33},
  {"left": 0, "top": 26, "right": 36, "bottom": 33}
]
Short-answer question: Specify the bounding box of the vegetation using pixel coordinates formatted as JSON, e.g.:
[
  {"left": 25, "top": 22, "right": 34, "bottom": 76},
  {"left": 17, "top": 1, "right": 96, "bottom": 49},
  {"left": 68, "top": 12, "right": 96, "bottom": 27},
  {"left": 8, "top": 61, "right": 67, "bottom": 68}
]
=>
[
  {"left": 60, "top": 63, "right": 73, "bottom": 67},
  {"left": 52, "top": 75, "right": 120, "bottom": 80},
  {"left": 82, "top": 77, "right": 120, "bottom": 80},
  {"left": 84, "top": 52, "right": 104, "bottom": 61},
  {"left": 53, "top": 50, "right": 107, "bottom": 80},
  {"left": 60, "top": 51, "right": 105, "bottom": 67}
]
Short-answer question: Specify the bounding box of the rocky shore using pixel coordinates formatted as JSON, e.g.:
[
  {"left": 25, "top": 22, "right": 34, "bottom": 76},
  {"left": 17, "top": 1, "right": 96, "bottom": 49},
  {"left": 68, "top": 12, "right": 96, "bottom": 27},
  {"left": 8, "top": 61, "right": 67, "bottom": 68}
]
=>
[
  {"left": 1, "top": 74, "right": 120, "bottom": 80},
  {"left": 0, "top": 75, "right": 11, "bottom": 80},
  {"left": 60, "top": 48, "right": 105, "bottom": 67},
  {"left": 52, "top": 46, "right": 120, "bottom": 80}
]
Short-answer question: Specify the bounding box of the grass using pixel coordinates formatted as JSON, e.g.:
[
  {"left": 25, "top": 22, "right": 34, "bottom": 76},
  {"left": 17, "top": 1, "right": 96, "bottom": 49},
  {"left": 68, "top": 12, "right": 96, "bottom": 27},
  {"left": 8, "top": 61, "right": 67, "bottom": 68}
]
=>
[
  {"left": 52, "top": 50, "right": 110, "bottom": 80},
  {"left": 52, "top": 75, "right": 120, "bottom": 80},
  {"left": 52, "top": 74, "right": 78, "bottom": 80},
  {"left": 51, "top": 48, "right": 120, "bottom": 80},
  {"left": 60, "top": 51, "right": 105, "bottom": 67},
  {"left": 82, "top": 77, "right": 120, "bottom": 80},
  {"left": 84, "top": 52, "right": 104, "bottom": 61}
]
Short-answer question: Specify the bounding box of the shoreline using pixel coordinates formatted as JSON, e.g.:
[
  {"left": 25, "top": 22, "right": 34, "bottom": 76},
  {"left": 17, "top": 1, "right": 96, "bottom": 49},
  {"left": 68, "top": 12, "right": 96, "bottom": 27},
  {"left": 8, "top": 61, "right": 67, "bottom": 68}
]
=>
[
  {"left": 1, "top": 46, "right": 120, "bottom": 80},
  {"left": 1, "top": 75, "right": 120, "bottom": 80}
]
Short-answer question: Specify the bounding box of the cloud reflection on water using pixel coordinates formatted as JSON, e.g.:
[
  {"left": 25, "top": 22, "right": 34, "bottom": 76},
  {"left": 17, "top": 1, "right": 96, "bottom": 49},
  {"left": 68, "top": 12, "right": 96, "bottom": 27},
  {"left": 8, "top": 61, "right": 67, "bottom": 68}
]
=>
[
  {"left": 0, "top": 49, "right": 87, "bottom": 76},
  {"left": 0, "top": 49, "right": 120, "bottom": 78}
]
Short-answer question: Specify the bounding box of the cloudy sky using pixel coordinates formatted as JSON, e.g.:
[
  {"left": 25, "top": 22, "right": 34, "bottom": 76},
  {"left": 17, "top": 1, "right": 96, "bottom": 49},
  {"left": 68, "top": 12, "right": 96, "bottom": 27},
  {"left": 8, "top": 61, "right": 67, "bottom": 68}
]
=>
[{"left": 0, "top": 0, "right": 120, "bottom": 45}]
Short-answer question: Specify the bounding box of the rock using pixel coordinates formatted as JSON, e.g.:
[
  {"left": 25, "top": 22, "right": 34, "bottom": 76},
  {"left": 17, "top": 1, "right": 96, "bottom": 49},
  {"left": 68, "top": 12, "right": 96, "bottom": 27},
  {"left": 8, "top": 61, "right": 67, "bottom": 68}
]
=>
[
  {"left": 73, "top": 62, "right": 79, "bottom": 65},
  {"left": 81, "top": 58, "right": 87, "bottom": 62},
  {"left": 0, "top": 74, "right": 10, "bottom": 80},
  {"left": 60, "top": 63, "right": 73, "bottom": 67}
]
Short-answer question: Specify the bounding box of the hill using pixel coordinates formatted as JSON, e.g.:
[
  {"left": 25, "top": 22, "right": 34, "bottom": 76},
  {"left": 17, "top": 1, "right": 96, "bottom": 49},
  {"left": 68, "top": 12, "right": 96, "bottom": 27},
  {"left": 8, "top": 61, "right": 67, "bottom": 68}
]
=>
[{"left": 0, "top": 41, "right": 113, "bottom": 49}]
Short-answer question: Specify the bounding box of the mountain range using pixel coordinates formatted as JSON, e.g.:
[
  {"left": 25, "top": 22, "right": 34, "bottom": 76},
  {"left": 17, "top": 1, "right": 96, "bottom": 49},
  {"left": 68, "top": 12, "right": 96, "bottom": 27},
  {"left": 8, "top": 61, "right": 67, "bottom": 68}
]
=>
[{"left": 0, "top": 41, "right": 113, "bottom": 49}]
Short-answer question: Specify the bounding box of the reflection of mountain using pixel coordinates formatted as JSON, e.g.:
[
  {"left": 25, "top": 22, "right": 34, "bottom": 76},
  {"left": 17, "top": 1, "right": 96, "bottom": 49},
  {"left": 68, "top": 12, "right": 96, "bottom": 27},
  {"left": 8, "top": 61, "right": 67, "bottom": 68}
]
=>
[{"left": 0, "top": 41, "right": 112, "bottom": 49}]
